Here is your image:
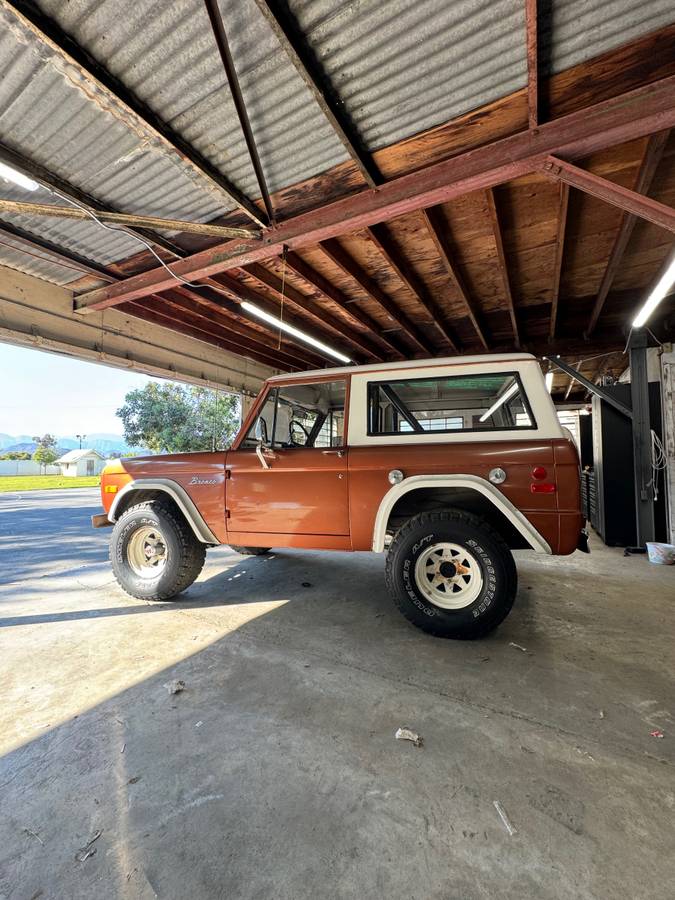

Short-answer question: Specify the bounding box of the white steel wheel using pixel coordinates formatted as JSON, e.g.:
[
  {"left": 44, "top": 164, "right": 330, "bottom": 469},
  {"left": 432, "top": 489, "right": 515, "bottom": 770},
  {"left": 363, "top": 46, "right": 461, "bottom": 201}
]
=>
[
  {"left": 413, "top": 542, "right": 483, "bottom": 610},
  {"left": 126, "top": 525, "right": 168, "bottom": 579}
]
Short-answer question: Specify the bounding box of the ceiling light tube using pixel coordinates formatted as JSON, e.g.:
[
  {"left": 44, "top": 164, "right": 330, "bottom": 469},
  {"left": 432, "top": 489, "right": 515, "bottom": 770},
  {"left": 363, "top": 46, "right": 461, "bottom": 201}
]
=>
[
  {"left": 632, "top": 251, "right": 675, "bottom": 328},
  {"left": 241, "top": 301, "right": 351, "bottom": 364},
  {"left": 545, "top": 371, "right": 554, "bottom": 393},
  {"left": 0, "top": 162, "right": 39, "bottom": 192},
  {"left": 479, "top": 382, "right": 519, "bottom": 422}
]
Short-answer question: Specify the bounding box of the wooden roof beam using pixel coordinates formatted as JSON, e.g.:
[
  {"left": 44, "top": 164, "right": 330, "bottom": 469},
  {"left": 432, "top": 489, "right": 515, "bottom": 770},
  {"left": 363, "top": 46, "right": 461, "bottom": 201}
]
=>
[
  {"left": 241, "top": 262, "right": 380, "bottom": 361},
  {"left": 250, "top": 0, "right": 380, "bottom": 188},
  {"left": 549, "top": 182, "right": 570, "bottom": 341},
  {"left": 319, "top": 239, "right": 434, "bottom": 355},
  {"left": 484, "top": 188, "right": 520, "bottom": 347},
  {"left": 74, "top": 73, "right": 675, "bottom": 312},
  {"left": 366, "top": 224, "right": 458, "bottom": 351},
  {"left": 284, "top": 252, "right": 402, "bottom": 360},
  {"left": 421, "top": 208, "right": 489, "bottom": 350},
  {"left": 584, "top": 130, "right": 670, "bottom": 338}
]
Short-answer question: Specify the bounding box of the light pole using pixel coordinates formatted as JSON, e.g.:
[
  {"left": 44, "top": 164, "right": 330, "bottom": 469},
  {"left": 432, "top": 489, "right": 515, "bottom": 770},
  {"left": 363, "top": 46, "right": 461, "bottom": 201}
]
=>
[{"left": 76, "top": 434, "right": 86, "bottom": 449}]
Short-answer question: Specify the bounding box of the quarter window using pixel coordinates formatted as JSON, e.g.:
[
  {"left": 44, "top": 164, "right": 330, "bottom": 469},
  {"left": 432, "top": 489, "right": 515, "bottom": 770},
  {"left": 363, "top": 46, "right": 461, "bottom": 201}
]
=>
[
  {"left": 367, "top": 372, "right": 535, "bottom": 435},
  {"left": 242, "top": 380, "right": 346, "bottom": 449}
]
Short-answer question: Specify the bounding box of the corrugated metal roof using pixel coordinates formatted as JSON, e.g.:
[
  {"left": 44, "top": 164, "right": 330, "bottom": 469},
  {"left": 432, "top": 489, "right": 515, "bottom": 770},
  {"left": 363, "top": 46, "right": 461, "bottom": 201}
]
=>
[
  {"left": 0, "top": 0, "right": 672, "bottom": 288},
  {"left": 0, "top": 226, "right": 83, "bottom": 285}
]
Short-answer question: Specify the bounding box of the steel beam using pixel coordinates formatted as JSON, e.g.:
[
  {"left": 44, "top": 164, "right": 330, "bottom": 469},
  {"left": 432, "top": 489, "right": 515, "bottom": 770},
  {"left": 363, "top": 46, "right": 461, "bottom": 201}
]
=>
[
  {"left": 525, "top": 0, "right": 539, "bottom": 129},
  {"left": 628, "top": 329, "right": 656, "bottom": 545},
  {"left": 251, "top": 0, "right": 380, "bottom": 188},
  {"left": 542, "top": 155, "right": 675, "bottom": 234},
  {"left": 74, "top": 73, "right": 675, "bottom": 312},
  {"left": 2, "top": 0, "right": 266, "bottom": 226},
  {"left": 203, "top": 0, "right": 274, "bottom": 223},
  {"left": 584, "top": 130, "right": 670, "bottom": 337},
  {"left": 544, "top": 355, "right": 633, "bottom": 418}
]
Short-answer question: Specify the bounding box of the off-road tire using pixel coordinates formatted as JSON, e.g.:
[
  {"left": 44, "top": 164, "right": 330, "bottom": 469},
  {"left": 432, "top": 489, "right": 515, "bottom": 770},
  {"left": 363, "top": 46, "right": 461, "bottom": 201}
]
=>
[
  {"left": 385, "top": 509, "right": 517, "bottom": 639},
  {"left": 110, "top": 501, "right": 206, "bottom": 601},
  {"left": 229, "top": 546, "right": 271, "bottom": 556}
]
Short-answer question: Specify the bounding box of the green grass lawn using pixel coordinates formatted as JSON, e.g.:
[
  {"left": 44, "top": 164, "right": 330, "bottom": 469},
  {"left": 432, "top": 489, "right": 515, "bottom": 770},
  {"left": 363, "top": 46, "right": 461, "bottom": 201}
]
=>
[{"left": 0, "top": 475, "right": 101, "bottom": 492}]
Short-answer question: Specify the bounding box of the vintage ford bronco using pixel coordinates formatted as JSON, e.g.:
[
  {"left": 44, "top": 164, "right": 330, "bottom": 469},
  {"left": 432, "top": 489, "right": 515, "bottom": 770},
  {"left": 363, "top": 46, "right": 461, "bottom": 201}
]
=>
[{"left": 95, "top": 354, "right": 587, "bottom": 639}]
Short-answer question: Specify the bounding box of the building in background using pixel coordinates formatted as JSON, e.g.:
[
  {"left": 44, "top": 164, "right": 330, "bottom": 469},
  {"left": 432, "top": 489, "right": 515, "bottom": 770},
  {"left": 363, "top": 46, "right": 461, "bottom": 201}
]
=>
[{"left": 55, "top": 449, "right": 106, "bottom": 477}]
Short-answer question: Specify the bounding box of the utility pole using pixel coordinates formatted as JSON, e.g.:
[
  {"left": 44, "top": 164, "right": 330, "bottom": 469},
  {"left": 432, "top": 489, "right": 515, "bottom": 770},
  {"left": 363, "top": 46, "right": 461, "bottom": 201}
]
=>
[{"left": 76, "top": 433, "right": 86, "bottom": 449}]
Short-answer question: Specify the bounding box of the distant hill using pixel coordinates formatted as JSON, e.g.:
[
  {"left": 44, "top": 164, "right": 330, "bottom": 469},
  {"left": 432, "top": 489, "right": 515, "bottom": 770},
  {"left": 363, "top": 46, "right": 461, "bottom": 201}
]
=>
[{"left": 0, "top": 433, "right": 150, "bottom": 457}]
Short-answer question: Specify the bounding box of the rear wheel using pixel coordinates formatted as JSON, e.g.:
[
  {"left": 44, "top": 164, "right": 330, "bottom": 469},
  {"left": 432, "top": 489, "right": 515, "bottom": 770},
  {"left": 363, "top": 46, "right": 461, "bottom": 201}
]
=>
[
  {"left": 385, "top": 509, "right": 517, "bottom": 639},
  {"left": 111, "top": 501, "right": 206, "bottom": 601},
  {"left": 229, "top": 545, "right": 271, "bottom": 556}
]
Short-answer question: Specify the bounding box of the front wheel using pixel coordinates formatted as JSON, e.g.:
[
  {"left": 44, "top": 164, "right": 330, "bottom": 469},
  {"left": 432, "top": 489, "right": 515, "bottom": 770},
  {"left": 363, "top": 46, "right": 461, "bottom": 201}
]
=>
[
  {"left": 110, "top": 501, "right": 206, "bottom": 601},
  {"left": 385, "top": 510, "right": 517, "bottom": 639}
]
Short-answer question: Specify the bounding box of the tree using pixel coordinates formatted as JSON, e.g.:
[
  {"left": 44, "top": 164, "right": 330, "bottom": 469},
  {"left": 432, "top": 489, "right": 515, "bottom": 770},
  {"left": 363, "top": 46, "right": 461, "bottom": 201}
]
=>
[
  {"left": 32, "top": 433, "right": 58, "bottom": 473},
  {"left": 116, "top": 382, "right": 241, "bottom": 453}
]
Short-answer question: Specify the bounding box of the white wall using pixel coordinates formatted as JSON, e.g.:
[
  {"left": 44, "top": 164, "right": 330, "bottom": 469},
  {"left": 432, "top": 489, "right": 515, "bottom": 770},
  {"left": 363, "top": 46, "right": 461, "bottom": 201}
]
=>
[{"left": 0, "top": 460, "right": 60, "bottom": 476}]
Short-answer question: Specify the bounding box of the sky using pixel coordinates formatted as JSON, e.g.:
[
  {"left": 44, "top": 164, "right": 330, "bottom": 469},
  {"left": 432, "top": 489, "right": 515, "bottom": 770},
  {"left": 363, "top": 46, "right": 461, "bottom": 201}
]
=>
[{"left": 0, "top": 343, "right": 158, "bottom": 437}]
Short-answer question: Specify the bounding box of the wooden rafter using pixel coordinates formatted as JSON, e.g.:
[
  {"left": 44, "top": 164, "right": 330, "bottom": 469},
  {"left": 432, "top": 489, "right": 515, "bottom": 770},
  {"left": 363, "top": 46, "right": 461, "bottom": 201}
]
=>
[
  {"left": 319, "top": 239, "right": 434, "bottom": 354},
  {"left": 284, "top": 252, "right": 402, "bottom": 360},
  {"left": 366, "top": 224, "right": 458, "bottom": 351},
  {"left": 549, "top": 181, "right": 570, "bottom": 341},
  {"left": 421, "top": 208, "right": 489, "bottom": 350},
  {"left": 484, "top": 188, "right": 520, "bottom": 347},
  {"left": 525, "top": 0, "right": 538, "bottom": 129},
  {"left": 74, "top": 72, "right": 675, "bottom": 312},
  {"left": 0, "top": 199, "right": 258, "bottom": 239},
  {"left": 585, "top": 130, "right": 670, "bottom": 337},
  {"left": 250, "top": 0, "right": 380, "bottom": 188},
  {"left": 3, "top": 0, "right": 267, "bottom": 226},
  {"left": 241, "top": 262, "right": 380, "bottom": 361}
]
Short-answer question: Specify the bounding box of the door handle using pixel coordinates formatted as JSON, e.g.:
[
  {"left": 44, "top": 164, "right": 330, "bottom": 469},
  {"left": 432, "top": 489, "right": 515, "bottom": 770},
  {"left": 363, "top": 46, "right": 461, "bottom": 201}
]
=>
[{"left": 322, "top": 449, "right": 345, "bottom": 457}]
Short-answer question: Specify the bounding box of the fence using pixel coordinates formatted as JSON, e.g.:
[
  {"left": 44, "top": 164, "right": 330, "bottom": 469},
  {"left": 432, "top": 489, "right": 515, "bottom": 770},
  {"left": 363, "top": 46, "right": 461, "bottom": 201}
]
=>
[{"left": 0, "top": 460, "right": 60, "bottom": 476}]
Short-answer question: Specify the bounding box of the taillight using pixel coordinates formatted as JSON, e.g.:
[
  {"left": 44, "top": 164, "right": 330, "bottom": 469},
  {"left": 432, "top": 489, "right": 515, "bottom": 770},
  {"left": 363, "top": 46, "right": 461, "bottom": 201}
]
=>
[
  {"left": 530, "top": 482, "right": 556, "bottom": 494},
  {"left": 531, "top": 466, "right": 547, "bottom": 480}
]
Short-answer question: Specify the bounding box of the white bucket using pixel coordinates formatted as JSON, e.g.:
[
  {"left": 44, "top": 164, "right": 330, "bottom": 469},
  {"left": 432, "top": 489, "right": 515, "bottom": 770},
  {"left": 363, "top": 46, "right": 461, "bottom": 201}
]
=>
[{"left": 646, "top": 542, "right": 675, "bottom": 565}]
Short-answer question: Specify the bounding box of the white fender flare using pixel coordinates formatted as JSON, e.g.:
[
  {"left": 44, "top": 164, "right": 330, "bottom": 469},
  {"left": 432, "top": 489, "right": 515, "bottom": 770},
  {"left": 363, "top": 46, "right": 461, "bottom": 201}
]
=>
[
  {"left": 371, "top": 474, "right": 551, "bottom": 554},
  {"left": 109, "top": 479, "right": 218, "bottom": 544}
]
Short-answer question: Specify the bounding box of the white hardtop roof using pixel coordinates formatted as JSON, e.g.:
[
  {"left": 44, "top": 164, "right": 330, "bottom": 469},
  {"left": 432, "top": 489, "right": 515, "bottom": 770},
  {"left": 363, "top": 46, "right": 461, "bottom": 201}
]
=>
[{"left": 267, "top": 353, "right": 538, "bottom": 383}]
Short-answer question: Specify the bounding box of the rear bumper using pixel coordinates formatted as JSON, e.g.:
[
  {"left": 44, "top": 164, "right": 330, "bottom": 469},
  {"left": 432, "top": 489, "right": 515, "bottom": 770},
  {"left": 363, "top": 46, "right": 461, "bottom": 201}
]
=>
[
  {"left": 577, "top": 529, "right": 590, "bottom": 554},
  {"left": 91, "top": 513, "right": 112, "bottom": 529}
]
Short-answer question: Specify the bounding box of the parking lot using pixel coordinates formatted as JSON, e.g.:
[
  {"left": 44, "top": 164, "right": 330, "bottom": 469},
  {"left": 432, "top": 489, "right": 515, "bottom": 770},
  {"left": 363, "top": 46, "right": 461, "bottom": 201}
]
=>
[{"left": 1, "top": 489, "right": 674, "bottom": 899}]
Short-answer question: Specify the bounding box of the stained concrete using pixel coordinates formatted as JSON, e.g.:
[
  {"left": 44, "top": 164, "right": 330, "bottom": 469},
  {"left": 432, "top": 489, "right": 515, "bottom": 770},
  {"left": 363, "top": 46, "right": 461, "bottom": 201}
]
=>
[{"left": 1, "top": 488, "right": 674, "bottom": 900}]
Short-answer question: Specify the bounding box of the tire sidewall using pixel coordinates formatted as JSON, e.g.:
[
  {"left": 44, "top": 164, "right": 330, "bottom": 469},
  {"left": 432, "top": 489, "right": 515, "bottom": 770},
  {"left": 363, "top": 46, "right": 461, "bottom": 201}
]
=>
[
  {"left": 391, "top": 517, "right": 510, "bottom": 635},
  {"left": 111, "top": 507, "right": 184, "bottom": 599}
]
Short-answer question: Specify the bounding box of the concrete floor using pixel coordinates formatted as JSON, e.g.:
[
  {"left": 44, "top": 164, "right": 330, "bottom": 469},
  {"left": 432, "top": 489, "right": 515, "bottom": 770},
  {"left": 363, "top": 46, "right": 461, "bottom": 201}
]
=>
[{"left": 1, "top": 489, "right": 674, "bottom": 900}]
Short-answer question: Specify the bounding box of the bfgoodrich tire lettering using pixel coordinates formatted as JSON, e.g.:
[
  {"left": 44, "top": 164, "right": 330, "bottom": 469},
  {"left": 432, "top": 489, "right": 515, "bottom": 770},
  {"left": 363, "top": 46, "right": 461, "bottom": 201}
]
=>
[
  {"left": 385, "top": 510, "right": 517, "bottom": 639},
  {"left": 111, "top": 501, "right": 206, "bottom": 601}
]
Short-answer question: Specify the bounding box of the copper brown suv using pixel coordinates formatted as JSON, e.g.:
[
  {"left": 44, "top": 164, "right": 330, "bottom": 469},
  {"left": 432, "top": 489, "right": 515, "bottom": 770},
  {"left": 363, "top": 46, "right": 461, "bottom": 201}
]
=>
[{"left": 95, "top": 354, "right": 586, "bottom": 639}]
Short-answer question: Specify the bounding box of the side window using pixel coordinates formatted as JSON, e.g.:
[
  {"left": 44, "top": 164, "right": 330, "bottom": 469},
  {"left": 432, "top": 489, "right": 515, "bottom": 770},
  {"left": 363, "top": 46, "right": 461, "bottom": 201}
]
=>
[
  {"left": 242, "top": 380, "right": 346, "bottom": 449},
  {"left": 367, "top": 372, "right": 535, "bottom": 435}
]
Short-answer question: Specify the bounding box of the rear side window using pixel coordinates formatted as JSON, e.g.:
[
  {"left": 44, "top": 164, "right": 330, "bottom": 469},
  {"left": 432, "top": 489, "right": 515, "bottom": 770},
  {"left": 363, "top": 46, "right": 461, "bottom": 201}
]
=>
[{"left": 367, "top": 372, "right": 535, "bottom": 435}]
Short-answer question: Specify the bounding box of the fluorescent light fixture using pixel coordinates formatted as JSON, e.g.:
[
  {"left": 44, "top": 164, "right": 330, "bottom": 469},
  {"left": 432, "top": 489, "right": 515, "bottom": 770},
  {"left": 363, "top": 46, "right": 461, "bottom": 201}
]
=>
[
  {"left": 479, "top": 381, "right": 519, "bottom": 422},
  {"left": 632, "top": 252, "right": 675, "bottom": 328},
  {"left": 241, "top": 301, "right": 351, "bottom": 364},
  {"left": 0, "top": 161, "right": 39, "bottom": 191},
  {"left": 545, "top": 371, "right": 554, "bottom": 393}
]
